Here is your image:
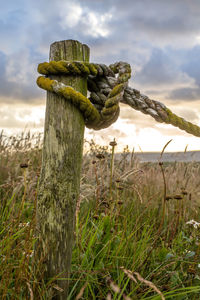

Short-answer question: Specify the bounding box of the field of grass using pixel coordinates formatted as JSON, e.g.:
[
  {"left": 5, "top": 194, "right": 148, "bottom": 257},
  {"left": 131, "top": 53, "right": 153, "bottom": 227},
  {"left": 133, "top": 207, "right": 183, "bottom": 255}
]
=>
[{"left": 0, "top": 131, "right": 200, "bottom": 299}]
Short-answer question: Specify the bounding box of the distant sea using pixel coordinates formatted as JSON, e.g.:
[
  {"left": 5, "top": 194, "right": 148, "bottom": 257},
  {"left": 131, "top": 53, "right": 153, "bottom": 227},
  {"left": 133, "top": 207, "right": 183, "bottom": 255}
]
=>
[{"left": 130, "top": 151, "right": 200, "bottom": 162}]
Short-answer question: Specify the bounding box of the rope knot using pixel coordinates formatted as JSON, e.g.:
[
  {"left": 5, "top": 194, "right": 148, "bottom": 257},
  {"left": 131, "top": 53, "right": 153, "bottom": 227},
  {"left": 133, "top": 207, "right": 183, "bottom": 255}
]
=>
[
  {"left": 37, "top": 60, "right": 200, "bottom": 136},
  {"left": 37, "top": 61, "right": 130, "bottom": 130}
]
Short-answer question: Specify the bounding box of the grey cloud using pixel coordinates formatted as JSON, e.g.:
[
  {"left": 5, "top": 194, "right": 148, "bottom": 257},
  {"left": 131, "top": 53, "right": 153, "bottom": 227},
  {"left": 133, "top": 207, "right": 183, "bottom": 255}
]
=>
[
  {"left": 169, "top": 87, "right": 200, "bottom": 101},
  {"left": 134, "top": 48, "right": 178, "bottom": 86},
  {"left": 30, "top": 0, "right": 200, "bottom": 61},
  {"left": 114, "top": 0, "right": 200, "bottom": 39},
  {"left": 0, "top": 50, "right": 43, "bottom": 103},
  {"left": 0, "top": 8, "right": 31, "bottom": 53},
  {"left": 1, "top": 0, "right": 200, "bottom": 109},
  {"left": 181, "top": 46, "right": 200, "bottom": 86},
  {"left": 5, "top": 0, "right": 200, "bottom": 54}
]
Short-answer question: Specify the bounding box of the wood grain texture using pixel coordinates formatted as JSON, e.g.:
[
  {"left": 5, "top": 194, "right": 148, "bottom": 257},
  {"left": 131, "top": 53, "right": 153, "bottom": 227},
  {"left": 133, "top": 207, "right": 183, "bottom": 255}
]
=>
[{"left": 36, "top": 40, "right": 89, "bottom": 299}]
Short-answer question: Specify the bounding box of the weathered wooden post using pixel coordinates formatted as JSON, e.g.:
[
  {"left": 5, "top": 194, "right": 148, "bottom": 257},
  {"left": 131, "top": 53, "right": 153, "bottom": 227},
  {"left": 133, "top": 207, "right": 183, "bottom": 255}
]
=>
[{"left": 37, "top": 40, "right": 89, "bottom": 299}]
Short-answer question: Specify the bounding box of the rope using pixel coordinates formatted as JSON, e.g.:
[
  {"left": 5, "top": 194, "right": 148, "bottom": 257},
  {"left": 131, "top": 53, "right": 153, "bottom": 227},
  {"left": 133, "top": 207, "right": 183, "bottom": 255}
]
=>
[
  {"left": 37, "top": 60, "right": 200, "bottom": 137},
  {"left": 37, "top": 61, "right": 130, "bottom": 130}
]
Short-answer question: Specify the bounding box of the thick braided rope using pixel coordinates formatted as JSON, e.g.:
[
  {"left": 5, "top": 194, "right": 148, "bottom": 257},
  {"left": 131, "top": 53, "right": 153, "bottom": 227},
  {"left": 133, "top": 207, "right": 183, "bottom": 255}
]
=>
[
  {"left": 122, "top": 88, "right": 200, "bottom": 137},
  {"left": 37, "top": 60, "right": 200, "bottom": 137},
  {"left": 37, "top": 61, "right": 130, "bottom": 130},
  {"left": 37, "top": 76, "right": 101, "bottom": 125},
  {"left": 87, "top": 62, "right": 200, "bottom": 137}
]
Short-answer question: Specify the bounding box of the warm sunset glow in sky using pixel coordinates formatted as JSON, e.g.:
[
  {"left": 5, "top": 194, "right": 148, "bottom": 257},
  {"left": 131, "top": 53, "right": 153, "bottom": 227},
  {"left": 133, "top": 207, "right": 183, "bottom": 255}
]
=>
[{"left": 1, "top": 0, "right": 200, "bottom": 152}]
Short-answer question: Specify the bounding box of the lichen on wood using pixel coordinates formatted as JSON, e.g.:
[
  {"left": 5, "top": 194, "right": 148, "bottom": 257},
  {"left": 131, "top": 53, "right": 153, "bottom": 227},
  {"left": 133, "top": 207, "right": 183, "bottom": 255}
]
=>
[{"left": 36, "top": 40, "right": 90, "bottom": 299}]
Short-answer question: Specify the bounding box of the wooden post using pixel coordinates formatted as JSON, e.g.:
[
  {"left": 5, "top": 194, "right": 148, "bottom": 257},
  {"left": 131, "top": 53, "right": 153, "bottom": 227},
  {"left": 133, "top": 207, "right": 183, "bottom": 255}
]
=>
[{"left": 36, "top": 40, "right": 90, "bottom": 299}]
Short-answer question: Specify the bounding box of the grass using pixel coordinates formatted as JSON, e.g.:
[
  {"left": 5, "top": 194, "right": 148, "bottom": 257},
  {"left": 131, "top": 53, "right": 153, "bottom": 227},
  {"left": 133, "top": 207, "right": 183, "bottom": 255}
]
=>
[{"left": 0, "top": 131, "right": 200, "bottom": 299}]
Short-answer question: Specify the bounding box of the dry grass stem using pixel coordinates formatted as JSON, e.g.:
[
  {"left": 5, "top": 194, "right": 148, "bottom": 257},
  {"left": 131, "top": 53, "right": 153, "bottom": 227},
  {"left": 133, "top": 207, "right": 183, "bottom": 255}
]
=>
[
  {"left": 52, "top": 284, "right": 64, "bottom": 292},
  {"left": 133, "top": 271, "right": 165, "bottom": 300},
  {"left": 26, "top": 282, "right": 34, "bottom": 300},
  {"left": 75, "top": 282, "right": 88, "bottom": 300},
  {"left": 120, "top": 267, "right": 137, "bottom": 283},
  {"left": 106, "top": 277, "right": 131, "bottom": 300}
]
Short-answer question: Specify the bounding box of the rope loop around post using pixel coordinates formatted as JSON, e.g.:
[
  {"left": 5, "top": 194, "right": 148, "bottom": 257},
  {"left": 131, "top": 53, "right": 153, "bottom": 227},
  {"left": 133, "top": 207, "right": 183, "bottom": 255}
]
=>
[
  {"left": 37, "top": 61, "right": 130, "bottom": 130},
  {"left": 37, "top": 60, "right": 200, "bottom": 137}
]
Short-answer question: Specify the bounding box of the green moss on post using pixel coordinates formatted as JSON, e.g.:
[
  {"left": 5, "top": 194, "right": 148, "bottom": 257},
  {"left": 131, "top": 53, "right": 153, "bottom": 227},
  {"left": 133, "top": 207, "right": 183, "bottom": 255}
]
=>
[{"left": 36, "top": 40, "right": 90, "bottom": 299}]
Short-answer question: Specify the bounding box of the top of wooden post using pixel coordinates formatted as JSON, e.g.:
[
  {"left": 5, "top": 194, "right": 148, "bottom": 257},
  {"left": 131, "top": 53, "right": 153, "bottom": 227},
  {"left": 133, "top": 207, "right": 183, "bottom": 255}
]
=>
[{"left": 49, "top": 39, "right": 90, "bottom": 62}]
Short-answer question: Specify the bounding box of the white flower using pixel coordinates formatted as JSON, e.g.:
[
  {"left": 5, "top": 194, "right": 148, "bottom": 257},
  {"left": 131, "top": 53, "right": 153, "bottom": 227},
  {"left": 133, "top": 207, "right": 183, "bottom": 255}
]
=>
[
  {"left": 186, "top": 220, "right": 200, "bottom": 229},
  {"left": 19, "top": 222, "right": 30, "bottom": 228}
]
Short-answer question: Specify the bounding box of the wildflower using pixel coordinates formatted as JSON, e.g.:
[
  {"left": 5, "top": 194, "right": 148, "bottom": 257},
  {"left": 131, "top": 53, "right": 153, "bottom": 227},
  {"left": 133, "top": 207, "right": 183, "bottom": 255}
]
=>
[
  {"left": 23, "top": 250, "right": 34, "bottom": 258},
  {"left": 19, "top": 222, "right": 30, "bottom": 228},
  {"left": 186, "top": 220, "right": 200, "bottom": 229}
]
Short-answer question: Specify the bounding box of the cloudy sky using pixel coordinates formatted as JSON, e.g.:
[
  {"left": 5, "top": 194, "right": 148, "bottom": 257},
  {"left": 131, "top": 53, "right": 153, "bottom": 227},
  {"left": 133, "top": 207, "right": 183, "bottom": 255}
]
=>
[{"left": 1, "top": 0, "right": 200, "bottom": 152}]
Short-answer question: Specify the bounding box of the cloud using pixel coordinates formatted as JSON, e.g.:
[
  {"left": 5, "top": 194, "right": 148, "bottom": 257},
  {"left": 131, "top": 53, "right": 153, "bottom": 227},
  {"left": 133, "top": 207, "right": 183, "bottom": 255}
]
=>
[
  {"left": 181, "top": 45, "right": 200, "bottom": 86},
  {"left": 0, "top": 5, "right": 32, "bottom": 54},
  {"left": 1, "top": 0, "right": 200, "bottom": 152},
  {"left": 3, "top": 0, "right": 200, "bottom": 57},
  {"left": 169, "top": 87, "right": 200, "bottom": 101},
  {"left": 59, "top": 3, "right": 112, "bottom": 38},
  {"left": 111, "top": 0, "right": 200, "bottom": 46},
  {"left": 135, "top": 48, "right": 186, "bottom": 87},
  {"left": 0, "top": 105, "right": 45, "bottom": 129},
  {"left": 154, "top": 124, "right": 196, "bottom": 137},
  {"left": 0, "top": 49, "right": 43, "bottom": 103}
]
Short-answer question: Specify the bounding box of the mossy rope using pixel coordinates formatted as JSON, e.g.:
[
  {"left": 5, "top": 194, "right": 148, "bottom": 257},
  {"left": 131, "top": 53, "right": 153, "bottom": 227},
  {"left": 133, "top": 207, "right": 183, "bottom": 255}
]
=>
[{"left": 37, "top": 60, "right": 200, "bottom": 136}]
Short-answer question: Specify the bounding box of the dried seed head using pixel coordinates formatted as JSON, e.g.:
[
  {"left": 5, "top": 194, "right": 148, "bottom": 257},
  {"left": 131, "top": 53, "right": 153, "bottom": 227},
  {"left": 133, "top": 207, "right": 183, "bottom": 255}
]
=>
[
  {"left": 159, "top": 162, "right": 163, "bottom": 166},
  {"left": 117, "top": 201, "right": 123, "bottom": 205},
  {"left": 101, "top": 201, "right": 110, "bottom": 208},
  {"left": 181, "top": 190, "right": 188, "bottom": 195},
  {"left": 92, "top": 160, "right": 96, "bottom": 164},
  {"left": 20, "top": 163, "right": 28, "bottom": 168},
  {"left": 96, "top": 153, "right": 105, "bottom": 159},
  {"left": 116, "top": 179, "right": 121, "bottom": 183},
  {"left": 182, "top": 191, "right": 188, "bottom": 195},
  {"left": 109, "top": 140, "right": 117, "bottom": 147},
  {"left": 174, "top": 194, "right": 183, "bottom": 200},
  {"left": 93, "top": 215, "right": 99, "bottom": 220},
  {"left": 117, "top": 186, "right": 123, "bottom": 190},
  {"left": 166, "top": 195, "right": 173, "bottom": 201}
]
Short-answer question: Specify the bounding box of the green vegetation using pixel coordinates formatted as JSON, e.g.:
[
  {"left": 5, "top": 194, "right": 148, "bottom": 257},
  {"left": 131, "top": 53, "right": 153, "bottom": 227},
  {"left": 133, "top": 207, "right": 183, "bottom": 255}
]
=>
[{"left": 0, "top": 131, "right": 200, "bottom": 299}]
